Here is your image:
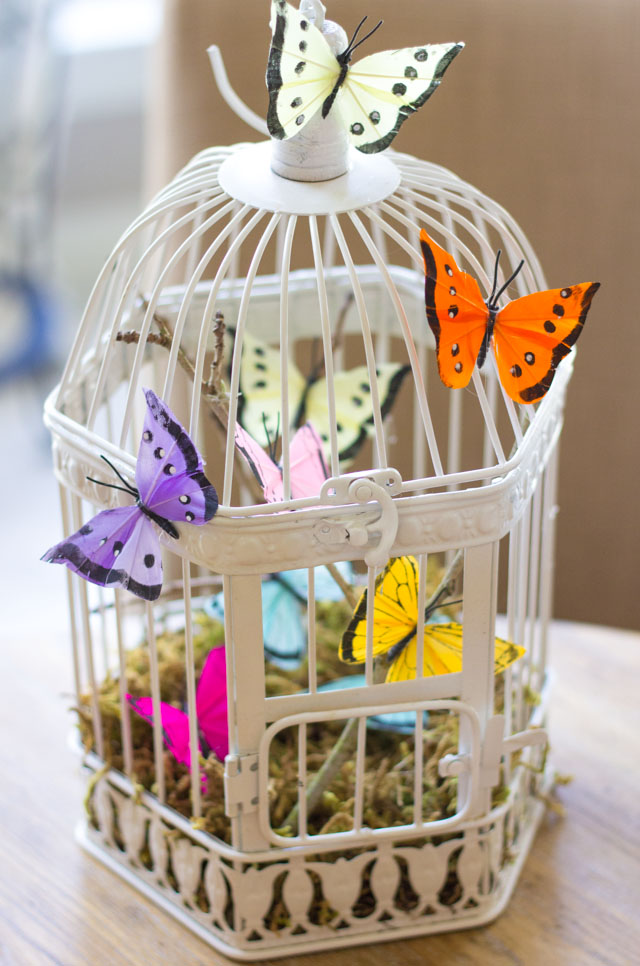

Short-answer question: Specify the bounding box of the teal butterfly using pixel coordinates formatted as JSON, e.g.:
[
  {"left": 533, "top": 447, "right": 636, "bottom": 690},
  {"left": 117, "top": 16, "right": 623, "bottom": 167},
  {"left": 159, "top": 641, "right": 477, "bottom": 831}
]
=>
[{"left": 206, "top": 563, "right": 354, "bottom": 669}]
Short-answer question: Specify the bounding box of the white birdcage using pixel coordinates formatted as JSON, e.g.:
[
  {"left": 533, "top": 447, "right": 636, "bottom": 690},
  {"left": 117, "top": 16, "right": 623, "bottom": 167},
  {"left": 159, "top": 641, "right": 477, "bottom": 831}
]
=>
[{"left": 43, "top": 4, "right": 567, "bottom": 959}]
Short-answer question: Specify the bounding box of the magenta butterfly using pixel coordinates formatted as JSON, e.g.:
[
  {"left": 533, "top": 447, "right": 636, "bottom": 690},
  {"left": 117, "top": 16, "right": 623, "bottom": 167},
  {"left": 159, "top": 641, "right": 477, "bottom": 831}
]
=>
[
  {"left": 42, "top": 388, "right": 218, "bottom": 601},
  {"left": 234, "top": 421, "right": 328, "bottom": 502},
  {"left": 127, "top": 646, "right": 228, "bottom": 767}
]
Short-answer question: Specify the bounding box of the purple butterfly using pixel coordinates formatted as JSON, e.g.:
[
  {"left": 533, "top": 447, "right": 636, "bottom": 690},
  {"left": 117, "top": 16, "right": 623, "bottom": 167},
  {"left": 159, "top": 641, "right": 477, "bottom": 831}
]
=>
[
  {"left": 42, "top": 388, "right": 218, "bottom": 601},
  {"left": 127, "top": 646, "right": 228, "bottom": 769}
]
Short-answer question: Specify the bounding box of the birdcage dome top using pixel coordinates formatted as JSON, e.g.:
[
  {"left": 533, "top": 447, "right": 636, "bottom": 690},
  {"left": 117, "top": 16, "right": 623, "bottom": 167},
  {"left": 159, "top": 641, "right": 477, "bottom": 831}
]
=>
[{"left": 45, "top": 137, "right": 570, "bottom": 575}]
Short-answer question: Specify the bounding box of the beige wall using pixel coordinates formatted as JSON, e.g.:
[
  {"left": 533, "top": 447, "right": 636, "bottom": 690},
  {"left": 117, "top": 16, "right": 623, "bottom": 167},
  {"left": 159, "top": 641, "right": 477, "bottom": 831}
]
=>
[{"left": 146, "top": 0, "right": 640, "bottom": 630}]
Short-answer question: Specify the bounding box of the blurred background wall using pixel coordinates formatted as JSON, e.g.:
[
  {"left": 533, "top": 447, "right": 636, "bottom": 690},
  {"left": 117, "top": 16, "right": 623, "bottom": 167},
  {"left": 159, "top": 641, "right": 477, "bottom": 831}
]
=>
[{"left": 3, "top": 0, "right": 639, "bottom": 631}]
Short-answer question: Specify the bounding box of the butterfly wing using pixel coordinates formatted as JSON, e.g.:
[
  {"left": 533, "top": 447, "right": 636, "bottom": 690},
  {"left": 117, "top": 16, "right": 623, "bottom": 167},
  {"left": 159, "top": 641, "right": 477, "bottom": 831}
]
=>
[
  {"left": 42, "top": 505, "right": 163, "bottom": 601},
  {"left": 262, "top": 579, "right": 307, "bottom": 667},
  {"left": 493, "top": 282, "right": 600, "bottom": 403},
  {"left": 343, "top": 43, "right": 463, "bottom": 153},
  {"left": 420, "top": 228, "right": 490, "bottom": 390},
  {"left": 288, "top": 422, "right": 329, "bottom": 499},
  {"left": 236, "top": 330, "right": 307, "bottom": 449},
  {"left": 127, "top": 694, "right": 192, "bottom": 768},
  {"left": 195, "top": 646, "right": 228, "bottom": 761},
  {"left": 386, "top": 623, "right": 525, "bottom": 682},
  {"left": 234, "top": 423, "right": 284, "bottom": 503},
  {"left": 305, "top": 363, "right": 411, "bottom": 463},
  {"left": 340, "top": 555, "right": 419, "bottom": 664},
  {"left": 136, "top": 388, "right": 218, "bottom": 525},
  {"left": 266, "top": 0, "right": 339, "bottom": 140}
]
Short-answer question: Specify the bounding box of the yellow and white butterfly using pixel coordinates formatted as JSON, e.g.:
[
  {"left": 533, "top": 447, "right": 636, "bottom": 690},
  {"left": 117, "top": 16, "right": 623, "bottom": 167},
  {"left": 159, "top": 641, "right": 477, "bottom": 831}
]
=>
[
  {"left": 235, "top": 330, "right": 410, "bottom": 464},
  {"left": 340, "top": 555, "right": 525, "bottom": 682},
  {"left": 266, "top": 0, "right": 464, "bottom": 154}
]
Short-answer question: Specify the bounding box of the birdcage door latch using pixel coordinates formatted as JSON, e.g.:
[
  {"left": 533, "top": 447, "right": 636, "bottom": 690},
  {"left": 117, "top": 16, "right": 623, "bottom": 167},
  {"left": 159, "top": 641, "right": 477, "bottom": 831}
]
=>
[{"left": 314, "top": 469, "right": 403, "bottom": 567}]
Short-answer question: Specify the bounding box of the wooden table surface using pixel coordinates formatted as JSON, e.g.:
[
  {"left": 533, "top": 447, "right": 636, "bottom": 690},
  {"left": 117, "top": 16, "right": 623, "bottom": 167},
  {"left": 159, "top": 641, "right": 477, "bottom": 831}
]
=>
[{"left": 1, "top": 619, "right": 639, "bottom": 966}]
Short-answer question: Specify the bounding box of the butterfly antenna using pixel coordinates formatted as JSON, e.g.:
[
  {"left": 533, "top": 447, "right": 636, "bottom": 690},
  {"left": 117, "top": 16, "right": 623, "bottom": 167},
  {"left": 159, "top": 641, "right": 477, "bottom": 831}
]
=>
[
  {"left": 487, "top": 249, "right": 502, "bottom": 307},
  {"left": 100, "top": 455, "right": 138, "bottom": 494},
  {"left": 424, "top": 587, "right": 462, "bottom": 621},
  {"left": 85, "top": 477, "right": 138, "bottom": 498},
  {"left": 343, "top": 16, "right": 383, "bottom": 60},
  {"left": 492, "top": 258, "right": 525, "bottom": 306},
  {"left": 86, "top": 455, "right": 138, "bottom": 497}
]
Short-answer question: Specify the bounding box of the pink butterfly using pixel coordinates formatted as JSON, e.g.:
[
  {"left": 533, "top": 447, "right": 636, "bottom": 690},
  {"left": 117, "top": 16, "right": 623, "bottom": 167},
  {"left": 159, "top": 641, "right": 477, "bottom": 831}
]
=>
[
  {"left": 127, "top": 646, "right": 228, "bottom": 770},
  {"left": 234, "top": 421, "right": 329, "bottom": 502}
]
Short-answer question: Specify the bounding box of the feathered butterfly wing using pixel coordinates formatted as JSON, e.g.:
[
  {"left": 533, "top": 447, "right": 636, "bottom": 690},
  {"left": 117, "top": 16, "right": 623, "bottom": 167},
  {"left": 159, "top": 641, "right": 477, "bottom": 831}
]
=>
[
  {"left": 343, "top": 43, "right": 463, "bottom": 153},
  {"left": 195, "top": 646, "right": 229, "bottom": 760},
  {"left": 137, "top": 388, "right": 218, "bottom": 524},
  {"left": 340, "top": 556, "right": 420, "bottom": 664},
  {"left": 493, "top": 283, "right": 600, "bottom": 403},
  {"left": 385, "top": 623, "right": 525, "bottom": 682},
  {"left": 127, "top": 648, "right": 228, "bottom": 768},
  {"left": 127, "top": 695, "right": 192, "bottom": 767},
  {"left": 288, "top": 422, "right": 329, "bottom": 499},
  {"left": 261, "top": 579, "right": 307, "bottom": 667},
  {"left": 42, "top": 505, "right": 164, "bottom": 601},
  {"left": 234, "top": 422, "right": 284, "bottom": 502},
  {"left": 236, "top": 330, "right": 307, "bottom": 450},
  {"left": 266, "top": 0, "right": 339, "bottom": 140},
  {"left": 304, "top": 363, "right": 411, "bottom": 462},
  {"left": 420, "top": 228, "right": 489, "bottom": 390}
]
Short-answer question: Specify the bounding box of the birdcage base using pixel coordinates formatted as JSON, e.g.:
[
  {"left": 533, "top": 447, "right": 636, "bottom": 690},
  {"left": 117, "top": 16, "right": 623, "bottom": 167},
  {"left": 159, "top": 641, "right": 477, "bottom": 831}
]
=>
[{"left": 77, "top": 760, "right": 551, "bottom": 961}]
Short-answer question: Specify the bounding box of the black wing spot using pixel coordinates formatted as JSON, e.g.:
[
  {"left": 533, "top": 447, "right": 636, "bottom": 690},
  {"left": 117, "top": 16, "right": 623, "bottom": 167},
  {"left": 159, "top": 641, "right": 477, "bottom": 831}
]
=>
[
  {"left": 449, "top": 286, "right": 457, "bottom": 296},
  {"left": 350, "top": 122, "right": 364, "bottom": 136},
  {"left": 143, "top": 430, "right": 153, "bottom": 442},
  {"left": 445, "top": 264, "right": 453, "bottom": 276},
  {"left": 524, "top": 352, "right": 535, "bottom": 365},
  {"left": 300, "top": 19, "right": 309, "bottom": 30},
  {"left": 144, "top": 554, "right": 155, "bottom": 568},
  {"left": 369, "top": 110, "right": 380, "bottom": 125},
  {"left": 451, "top": 343, "right": 460, "bottom": 357},
  {"left": 254, "top": 346, "right": 266, "bottom": 356},
  {"left": 179, "top": 494, "right": 191, "bottom": 504},
  {"left": 79, "top": 524, "right": 93, "bottom": 536},
  {"left": 553, "top": 303, "right": 565, "bottom": 317},
  {"left": 454, "top": 362, "right": 463, "bottom": 373},
  {"left": 351, "top": 396, "right": 363, "bottom": 407},
  {"left": 299, "top": 40, "right": 307, "bottom": 52},
  {"left": 404, "top": 66, "right": 418, "bottom": 79},
  {"left": 560, "top": 287, "right": 572, "bottom": 298},
  {"left": 295, "top": 113, "right": 305, "bottom": 126},
  {"left": 511, "top": 364, "right": 522, "bottom": 378},
  {"left": 163, "top": 463, "right": 176, "bottom": 475},
  {"left": 154, "top": 446, "right": 165, "bottom": 459},
  {"left": 291, "top": 96, "right": 302, "bottom": 108},
  {"left": 544, "top": 320, "right": 556, "bottom": 333},
  {"left": 185, "top": 511, "right": 195, "bottom": 522},
  {"left": 254, "top": 380, "right": 267, "bottom": 389},
  {"left": 448, "top": 305, "right": 459, "bottom": 318},
  {"left": 392, "top": 83, "right": 407, "bottom": 96},
  {"left": 295, "top": 61, "right": 306, "bottom": 75},
  {"left": 113, "top": 541, "right": 123, "bottom": 556},
  {"left": 359, "top": 382, "right": 371, "bottom": 392},
  {"left": 414, "top": 49, "right": 428, "bottom": 62}
]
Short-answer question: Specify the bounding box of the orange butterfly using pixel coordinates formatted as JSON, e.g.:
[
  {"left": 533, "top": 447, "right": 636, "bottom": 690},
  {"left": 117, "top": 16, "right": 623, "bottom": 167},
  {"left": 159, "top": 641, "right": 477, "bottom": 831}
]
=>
[{"left": 419, "top": 229, "right": 600, "bottom": 404}]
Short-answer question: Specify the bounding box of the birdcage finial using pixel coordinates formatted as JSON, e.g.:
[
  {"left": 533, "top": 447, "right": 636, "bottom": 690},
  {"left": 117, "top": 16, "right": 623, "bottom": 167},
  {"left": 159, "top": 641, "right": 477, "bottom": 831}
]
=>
[{"left": 269, "top": 2, "right": 351, "bottom": 181}]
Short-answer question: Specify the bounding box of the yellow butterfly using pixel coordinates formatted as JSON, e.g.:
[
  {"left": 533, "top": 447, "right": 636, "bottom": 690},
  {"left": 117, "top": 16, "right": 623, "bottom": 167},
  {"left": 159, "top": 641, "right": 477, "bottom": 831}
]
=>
[
  {"left": 339, "top": 555, "right": 524, "bottom": 682},
  {"left": 266, "top": 1, "right": 463, "bottom": 154},
  {"left": 235, "top": 330, "right": 410, "bottom": 464}
]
